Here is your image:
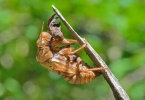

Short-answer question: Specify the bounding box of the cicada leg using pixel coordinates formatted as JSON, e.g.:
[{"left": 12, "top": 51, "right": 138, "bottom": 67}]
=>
[
  {"left": 61, "top": 38, "right": 78, "bottom": 46},
  {"left": 80, "top": 67, "right": 108, "bottom": 72},
  {"left": 65, "top": 40, "right": 87, "bottom": 55}
]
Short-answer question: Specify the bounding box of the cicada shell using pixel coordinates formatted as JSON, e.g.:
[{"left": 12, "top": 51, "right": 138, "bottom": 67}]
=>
[{"left": 36, "top": 14, "right": 107, "bottom": 84}]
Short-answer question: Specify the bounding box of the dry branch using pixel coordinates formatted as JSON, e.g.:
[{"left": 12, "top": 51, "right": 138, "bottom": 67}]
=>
[{"left": 52, "top": 5, "right": 130, "bottom": 100}]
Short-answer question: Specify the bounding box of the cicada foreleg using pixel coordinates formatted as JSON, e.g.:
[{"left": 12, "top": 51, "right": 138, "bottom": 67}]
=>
[{"left": 37, "top": 47, "right": 53, "bottom": 63}]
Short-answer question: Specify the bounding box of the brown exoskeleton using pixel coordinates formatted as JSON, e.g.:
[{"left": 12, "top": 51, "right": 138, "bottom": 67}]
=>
[{"left": 36, "top": 14, "right": 107, "bottom": 84}]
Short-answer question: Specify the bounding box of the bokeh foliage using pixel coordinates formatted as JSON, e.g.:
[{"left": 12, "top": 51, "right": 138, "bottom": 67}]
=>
[{"left": 0, "top": 0, "right": 145, "bottom": 100}]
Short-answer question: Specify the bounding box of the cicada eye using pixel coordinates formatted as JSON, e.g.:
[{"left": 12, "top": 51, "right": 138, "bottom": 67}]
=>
[{"left": 37, "top": 38, "right": 44, "bottom": 45}]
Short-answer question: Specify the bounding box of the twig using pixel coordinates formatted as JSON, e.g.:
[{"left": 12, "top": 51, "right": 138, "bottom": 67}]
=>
[{"left": 52, "top": 5, "right": 130, "bottom": 100}]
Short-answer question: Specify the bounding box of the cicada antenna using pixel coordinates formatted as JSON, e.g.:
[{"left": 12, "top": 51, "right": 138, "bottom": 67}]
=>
[
  {"left": 41, "top": 21, "right": 44, "bottom": 32},
  {"left": 40, "top": 21, "right": 44, "bottom": 39}
]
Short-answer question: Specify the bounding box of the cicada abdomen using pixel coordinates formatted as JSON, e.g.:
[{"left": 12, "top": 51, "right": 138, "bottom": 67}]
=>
[
  {"left": 62, "top": 53, "right": 101, "bottom": 84},
  {"left": 41, "top": 46, "right": 106, "bottom": 84}
]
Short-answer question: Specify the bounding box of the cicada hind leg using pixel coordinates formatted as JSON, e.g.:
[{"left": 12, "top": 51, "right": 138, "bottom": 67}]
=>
[{"left": 74, "top": 67, "right": 107, "bottom": 84}]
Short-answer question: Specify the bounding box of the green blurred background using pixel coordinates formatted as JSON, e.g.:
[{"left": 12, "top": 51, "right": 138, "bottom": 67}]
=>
[{"left": 0, "top": 0, "right": 145, "bottom": 100}]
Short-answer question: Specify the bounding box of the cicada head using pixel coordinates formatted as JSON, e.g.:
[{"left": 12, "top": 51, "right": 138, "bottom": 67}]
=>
[
  {"left": 37, "top": 32, "right": 52, "bottom": 47},
  {"left": 37, "top": 22, "right": 52, "bottom": 48}
]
